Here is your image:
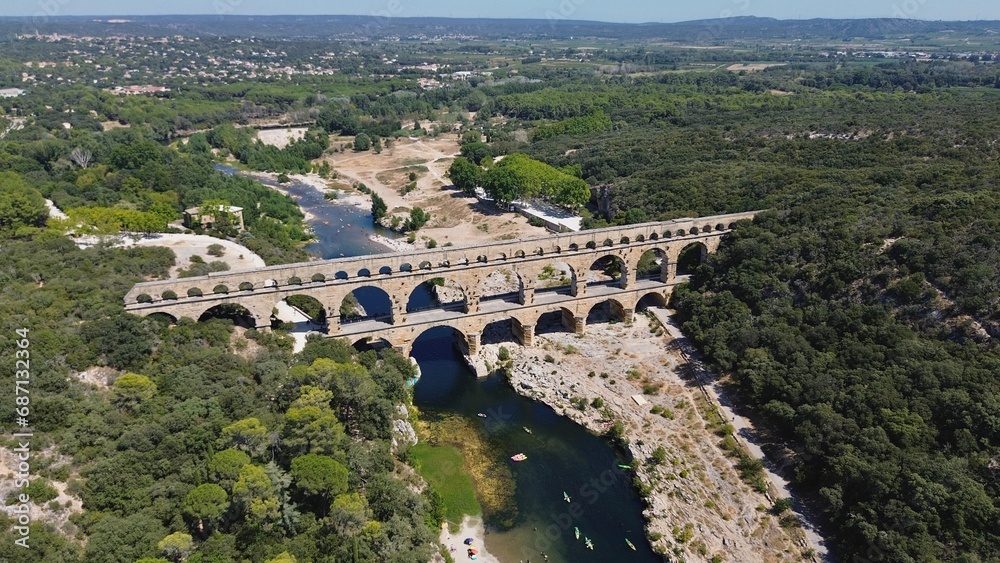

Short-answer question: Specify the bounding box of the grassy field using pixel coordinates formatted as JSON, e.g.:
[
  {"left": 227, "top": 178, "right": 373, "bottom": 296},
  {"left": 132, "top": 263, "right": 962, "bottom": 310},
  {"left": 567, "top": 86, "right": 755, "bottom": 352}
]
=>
[{"left": 410, "top": 442, "right": 482, "bottom": 524}]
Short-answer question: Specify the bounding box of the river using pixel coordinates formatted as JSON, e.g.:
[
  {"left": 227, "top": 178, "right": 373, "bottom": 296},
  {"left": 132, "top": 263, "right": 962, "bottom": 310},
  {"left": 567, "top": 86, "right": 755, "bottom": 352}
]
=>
[{"left": 221, "top": 165, "right": 662, "bottom": 562}]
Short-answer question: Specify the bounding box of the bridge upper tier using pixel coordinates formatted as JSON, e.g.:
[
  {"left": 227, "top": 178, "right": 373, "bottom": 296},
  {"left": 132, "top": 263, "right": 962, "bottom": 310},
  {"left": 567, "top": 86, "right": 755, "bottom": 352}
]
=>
[{"left": 124, "top": 211, "right": 760, "bottom": 308}]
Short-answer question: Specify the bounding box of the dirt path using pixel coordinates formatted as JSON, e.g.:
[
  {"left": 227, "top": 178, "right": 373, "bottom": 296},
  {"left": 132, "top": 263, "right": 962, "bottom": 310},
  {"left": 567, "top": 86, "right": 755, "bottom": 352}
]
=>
[
  {"left": 656, "top": 312, "right": 832, "bottom": 562},
  {"left": 324, "top": 135, "right": 549, "bottom": 248}
]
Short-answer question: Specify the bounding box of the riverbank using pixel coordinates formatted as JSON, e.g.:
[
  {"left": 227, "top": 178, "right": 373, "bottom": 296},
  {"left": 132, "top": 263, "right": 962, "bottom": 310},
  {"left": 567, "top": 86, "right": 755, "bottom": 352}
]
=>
[
  {"left": 438, "top": 516, "right": 499, "bottom": 563},
  {"left": 474, "top": 311, "right": 810, "bottom": 562}
]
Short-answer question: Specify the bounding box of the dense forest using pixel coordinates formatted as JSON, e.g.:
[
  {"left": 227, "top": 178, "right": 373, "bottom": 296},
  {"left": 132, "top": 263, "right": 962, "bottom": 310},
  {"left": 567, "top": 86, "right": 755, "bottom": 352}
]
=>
[{"left": 0, "top": 233, "right": 442, "bottom": 562}]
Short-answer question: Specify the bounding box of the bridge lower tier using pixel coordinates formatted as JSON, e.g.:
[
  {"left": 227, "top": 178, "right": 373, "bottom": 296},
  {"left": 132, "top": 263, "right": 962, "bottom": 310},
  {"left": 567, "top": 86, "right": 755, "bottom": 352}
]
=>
[{"left": 331, "top": 279, "right": 676, "bottom": 356}]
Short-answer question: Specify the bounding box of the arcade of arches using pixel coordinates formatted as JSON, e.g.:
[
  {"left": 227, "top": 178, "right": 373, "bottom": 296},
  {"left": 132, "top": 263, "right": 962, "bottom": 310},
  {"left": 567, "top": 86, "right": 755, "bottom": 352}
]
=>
[{"left": 124, "top": 212, "right": 757, "bottom": 355}]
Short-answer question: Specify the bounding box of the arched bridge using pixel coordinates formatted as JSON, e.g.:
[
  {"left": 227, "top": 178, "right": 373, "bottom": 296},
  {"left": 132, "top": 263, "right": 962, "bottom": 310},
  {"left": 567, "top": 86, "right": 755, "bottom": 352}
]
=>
[{"left": 124, "top": 212, "right": 758, "bottom": 355}]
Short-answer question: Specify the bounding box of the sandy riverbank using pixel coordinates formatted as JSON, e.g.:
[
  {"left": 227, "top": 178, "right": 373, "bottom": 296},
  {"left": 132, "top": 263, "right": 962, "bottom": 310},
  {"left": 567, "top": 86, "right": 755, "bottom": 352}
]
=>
[
  {"left": 470, "top": 311, "right": 810, "bottom": 562},
  {"left": 438, "top": 516, "right": 499, "bottom": 563}
]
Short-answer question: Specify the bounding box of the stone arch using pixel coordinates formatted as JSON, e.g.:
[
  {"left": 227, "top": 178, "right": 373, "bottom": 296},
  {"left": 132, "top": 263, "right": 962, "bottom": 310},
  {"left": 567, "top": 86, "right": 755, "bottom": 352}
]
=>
[
  {"left": 586, "top": 253, "right": 627, "bottom": 288},
  {"left": 495, "top": 252, "right": 508, "bottom": 261},
  {"left": 239, "top": 282, "right": 254, "bottom": 291},
  {"left": 636, "top": 291, "right": 668, "bottom": 311},
  {"left": 620, "top": 236, "right": 630, "bottom": 244},
  {"left": 650, "top": 232, "right": 659, "bottom": 241},
  {"left": 477, "top": 255, "right": 487, "bottom": 263},
  {"left": 514, "top": 249, "right": 526, "bottom": 259},
  {"left": 161, "top": 290, "right": 178, "bottom": 300},
  {"left": 532, "top": 260, "right": 576, "bottom": 296},
  {"left": 568, "top": 243, "right": 579, "bottom": 251},
  {"left": 535, "top": 247, "right": 545, "bottom": 256},
  {"left": 675, "top": 229, "right": 686, "bottom": 237},
  {"left": 418, "top": 261, "right": 432, "bottom": 270},
  {"left": 481, "top": 318, "right": 521, "bottom": 347},
  {"left": 586, "top": 298, "right": 629, "bottom": 325},
  {"left": 716, "top": 223, "right": 725, "bottom": 232},
  {"left": 282, "top": 294, "right": 328, "bottom": 326},
  {"left": 137, "top": 293, "right": 153, "bottom": 303},
  {"left": 335, "top": 271, "right": 349, "bottom": 280},
  {"left": 602, "top": 238, "right": 614, "bottom": 247},
  {"left": 146, "top": 311, "right": 178, "bottom": 325},
  {"left": 352, "top": 336, "right": 394, "bottom": 353},
  {"left": 400, "top": 263, "right": 413, "bottom": 272},
  {"left": 636, "top": 234, "right": 645, "bottom": 242},
  {"left": 198, "top": 303, "right": 259, "bottom": 329},
  {"left": 287, "top": 276, "right": 303, "bottom": 285},
  {"left": 311, "top": 273, "right": 326, "bottom": 283},
  {"left": 409, "top": 325, "right": 473, "bottom": 361},
  {"left": 213, "top": 284, "right": 230, "bottom": 295},
  {"left": 358, "top": 268, "right": 372, "bottom": 278},
  {"left": 478, "top": 267, "right": 524, "bottom": 305},
  {"left": 341, "top": 286, "right": 394, "bottom": 323},
  {"left": 678, "top": 241, "right": 708, "bottom": 276},
  {"left": 378, "top": 266, "right": 393, "bottom": 275},
  {"left": 689, "top": 226, "right": 700, "bottom": 235},
  {"left": 406, "top": 277, "right": 468, "bottom": 314},
  {"left": 585, "top": 241, "right": 597, "bottom": 250},
  {"left": 187, "top": 287, "right": 204, "bottom": 297},
  {"left": 263, "top": 279, "right": 278, "bottom": 288},
  {"left": 636, "top": 248, "right": 669, "bottom": 282},
  {"left": 534, "top": 306, "right": 578, "bottom": 336}
]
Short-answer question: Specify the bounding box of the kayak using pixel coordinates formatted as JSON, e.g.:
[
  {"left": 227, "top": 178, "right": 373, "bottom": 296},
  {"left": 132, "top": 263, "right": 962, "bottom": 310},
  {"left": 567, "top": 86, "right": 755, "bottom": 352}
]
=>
[
  {"left": 585, "top": 537, "right": 594, "bottom": 550},
  {"left": 523, "top": 426, "right": 532, "bottom": 434},
  {"left": 626, "top": 538, "right": 636, "bottom": 551},
  {"left": 574, "top": 527, "right": 580, "bottom": 540},
  {"left": 477, "top": 413, "right": 487, "bottom": 418},
  {"left": 511, "top": 453, "right": 527, "bottom": 462},
  {"left": 563, "top": 491, "right": 571, "bottom": 503},
  {"left": 618, "top": 464, "right": 631, "bottom": 469}
]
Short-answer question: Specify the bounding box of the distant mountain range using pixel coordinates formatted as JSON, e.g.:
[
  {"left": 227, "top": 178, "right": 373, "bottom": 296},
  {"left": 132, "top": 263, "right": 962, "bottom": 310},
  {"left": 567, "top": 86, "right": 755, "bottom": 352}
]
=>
[{"left": 1, "top": 14, "right": 998, "bottom": 41}]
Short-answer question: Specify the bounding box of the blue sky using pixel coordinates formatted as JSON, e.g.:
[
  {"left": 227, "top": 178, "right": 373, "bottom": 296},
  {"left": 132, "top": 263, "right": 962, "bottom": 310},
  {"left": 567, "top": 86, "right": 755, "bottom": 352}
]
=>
[{"left": 5, "top": 0, "right": 1000, "bottom": 22}]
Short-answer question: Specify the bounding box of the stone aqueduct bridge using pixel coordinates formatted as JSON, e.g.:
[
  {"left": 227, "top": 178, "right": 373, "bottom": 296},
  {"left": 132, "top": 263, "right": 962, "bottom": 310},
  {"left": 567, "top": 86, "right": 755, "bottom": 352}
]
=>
[{"left": 125, "top": 212, "right": 758, "bottom": 355}]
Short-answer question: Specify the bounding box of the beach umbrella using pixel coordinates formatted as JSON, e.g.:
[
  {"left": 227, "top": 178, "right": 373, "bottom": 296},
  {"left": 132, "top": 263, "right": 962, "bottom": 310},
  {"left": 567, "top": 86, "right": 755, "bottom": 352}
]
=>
[
  {"left": 464, "top": 538, "right": 474, "bottom": 545},
  {"left": 468, "top": 548, "right": 479, "bottom": 554}
]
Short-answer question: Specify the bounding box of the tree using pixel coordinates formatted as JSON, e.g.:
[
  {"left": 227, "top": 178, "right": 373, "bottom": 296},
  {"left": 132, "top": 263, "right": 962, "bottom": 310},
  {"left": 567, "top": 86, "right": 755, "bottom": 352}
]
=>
[
  {"left": 483, "top": 165, "right": 522, "bottom": 208},
  {"left": 183, "top": 484, "right": 229, "bottom": 534},
  {"left": 329, "top": 492, "right": 369, "bottom": 537},
  {"left": 209, "top": 449, "right": 251, "bottom": 491},
  {"left": 447, "top": 157, "right": 482, "bottom": 195},
  {"left": 0, "top": 171, "right": 47, "bottom": 232},
  {"left": 291, "top": 453, "right": 349, "bottom": 499},
  {"left": 220, "top": 417, "right": 269, "bottom": 456},
  {"left": 283, "top": 399, "right": 347, "bottom": 456},
  {"left": 353, "top": 132, "right": 372, "bottom": 152},
  {"left": 157, "top": 532, "right": 194, "bottom": 562},
  {"left": 111, "top": 372, "right": 157, "bottom": 412},
  {"left": 266, "top": 552, "right": 297, "bottom": 563},
  {"left": 232, "top": 464, "right": 281, "bottom": 526},
  {"left": 370, "top": 192, "right": 387, "bottom": 223},
  {"left": 70, "top": 146, "right": 93, "bottom": 168}
]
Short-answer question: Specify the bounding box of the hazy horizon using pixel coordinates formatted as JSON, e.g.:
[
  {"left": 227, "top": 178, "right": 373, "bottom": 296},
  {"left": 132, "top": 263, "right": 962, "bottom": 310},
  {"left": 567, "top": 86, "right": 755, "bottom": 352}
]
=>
[{"left": 3, "top": 0, "right": 999, "bottom": 24}]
